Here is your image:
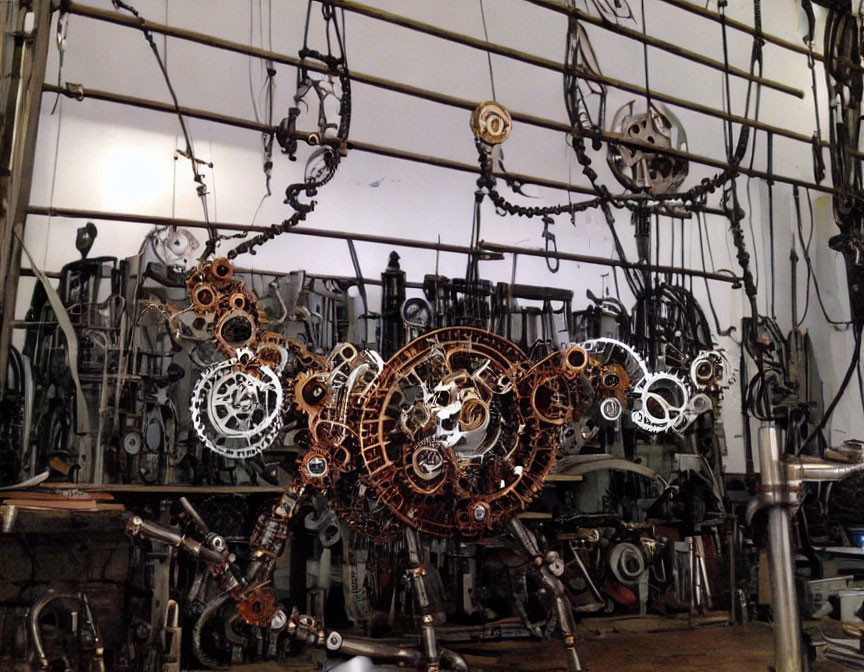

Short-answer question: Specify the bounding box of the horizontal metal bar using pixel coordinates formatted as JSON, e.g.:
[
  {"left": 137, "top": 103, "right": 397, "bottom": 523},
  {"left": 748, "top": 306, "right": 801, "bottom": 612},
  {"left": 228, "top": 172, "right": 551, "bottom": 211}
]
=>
[
  {"left": 44, "top": 483, "right": 288, "bottom": 494},
  {"left": 25, "top": 205, "right": 742, "bottom": 284},
  {"left": 42, "top": 82, "right": 603, "bottom": 201},
  {"left": 520, "top": 0, "right": 803, "bottom": 98},
  {"left": 655, "top": 0, "right": 818, "bottom": 62},
  {"left": 583, "top": 127, "right": 836, "bottom": 196},
  {"left": 477, "top": 240, "right": 741, "bottom": 284},
  {"left": 43, "top": 82, "right": 834, "bottom": 199},
  {"left": 26, "top": 205, "right": 478, "bottom": 254},
  {"left": 16, "top": 266, "right": 423, "bottom": 290},
  {"left": 62, "top": 2, "right": 824, "bottom": 154}
]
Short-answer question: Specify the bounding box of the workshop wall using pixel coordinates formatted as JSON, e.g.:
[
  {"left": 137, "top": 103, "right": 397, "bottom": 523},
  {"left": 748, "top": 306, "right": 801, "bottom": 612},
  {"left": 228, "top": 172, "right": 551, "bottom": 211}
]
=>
[{"left": 16, "top": 0, "right": 856, "bottom": 473}]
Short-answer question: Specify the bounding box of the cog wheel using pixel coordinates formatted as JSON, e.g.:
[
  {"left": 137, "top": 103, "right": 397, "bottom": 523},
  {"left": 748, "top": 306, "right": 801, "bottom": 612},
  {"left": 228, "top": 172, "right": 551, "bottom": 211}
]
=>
[
  {"left": 190, "top": 350, "right": 284, "bottom": 459},
  {"left": 690, "top": 350, "right": 734, "bottom": 392},
  {"left": 631, "top": 371, "right": 690, "bottom": 434}
]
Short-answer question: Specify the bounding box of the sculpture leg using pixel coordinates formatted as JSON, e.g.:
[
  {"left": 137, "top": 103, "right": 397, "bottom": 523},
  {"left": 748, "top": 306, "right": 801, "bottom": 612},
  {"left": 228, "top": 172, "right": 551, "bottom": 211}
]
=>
[
  {"left": 508, "top": 518, "right": 582, "bottom": 672},
  {"left": 404, "top": 526, "right": 441, "bottom": 672}
]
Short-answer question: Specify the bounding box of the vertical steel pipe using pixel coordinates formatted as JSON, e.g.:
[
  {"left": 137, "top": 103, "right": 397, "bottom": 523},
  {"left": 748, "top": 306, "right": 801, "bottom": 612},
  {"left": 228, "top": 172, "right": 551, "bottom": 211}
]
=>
[{"left": 759, "top": 424, "right": 805, "bottom": 672}]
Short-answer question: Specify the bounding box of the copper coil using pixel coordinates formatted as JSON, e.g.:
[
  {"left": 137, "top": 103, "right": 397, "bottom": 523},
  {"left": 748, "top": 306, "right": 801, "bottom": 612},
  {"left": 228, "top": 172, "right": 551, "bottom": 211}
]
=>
[
  {"left": 404, "top": 439, "right": 448, "bottom": 496},
  {"left": 471, "top": 101, "right": 513, "bottom": 145},
  {"left": 459, "top": 397, "right": 489, "bottom": 432}
]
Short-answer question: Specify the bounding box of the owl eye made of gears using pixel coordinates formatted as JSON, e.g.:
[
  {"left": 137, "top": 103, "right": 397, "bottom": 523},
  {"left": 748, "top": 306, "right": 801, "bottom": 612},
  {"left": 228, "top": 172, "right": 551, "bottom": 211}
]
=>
[{"left": 607, "top": 100, "right": 689, "bottom": 195}]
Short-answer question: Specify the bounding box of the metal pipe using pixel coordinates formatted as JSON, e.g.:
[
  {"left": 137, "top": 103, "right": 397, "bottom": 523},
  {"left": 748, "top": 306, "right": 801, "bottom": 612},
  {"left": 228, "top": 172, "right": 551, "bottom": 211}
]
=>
[
  {"left": 329, "top": 635, "right": 422, "bottom": 666},
  {"left": 0, "top": 0, "right": 52, "bottom": 394},
  {"left": 655, "top": 0, "right": 820, "bottom": 62},
  {"left": 41, "top": 84, "right": 603, "bottom": 199},
  {"left": 521, "top": 0, "right": 803, "bottom": 98},
  {"left": 44, "top": 80, "right": 838, "bottom": 199},
  {"left": 25, "top": 205, "right": 742, "bottom": 283},
  {"left": 791, "top": 455, "right": 864, "bottom": 482},
  {"left": 728, "top": 517, "right": 737, "bottom": 625},
  {"left": 478, "top": 240, "right": 741, "bottom": 284},
  {"left": 758, "top": 424, "right": 805, "bottom": 672},
  {"left": 63, "top": 1, "right": 824, "bottom": 152},
  {"left": 41, "top": 82, "right": 751, "bottom": 207}
]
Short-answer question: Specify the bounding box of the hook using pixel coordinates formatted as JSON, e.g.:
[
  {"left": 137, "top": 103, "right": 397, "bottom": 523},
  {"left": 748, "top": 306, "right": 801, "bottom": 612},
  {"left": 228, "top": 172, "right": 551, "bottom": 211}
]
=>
[{"left": 542, "top": 217, "right": 559, "bottom": 273}]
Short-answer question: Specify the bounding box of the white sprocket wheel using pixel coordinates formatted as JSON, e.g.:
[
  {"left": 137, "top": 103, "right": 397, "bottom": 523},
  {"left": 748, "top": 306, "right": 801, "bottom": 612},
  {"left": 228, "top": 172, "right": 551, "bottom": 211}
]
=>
[{"left": 190, "top": 351, "right": 284, "bottom": 459}]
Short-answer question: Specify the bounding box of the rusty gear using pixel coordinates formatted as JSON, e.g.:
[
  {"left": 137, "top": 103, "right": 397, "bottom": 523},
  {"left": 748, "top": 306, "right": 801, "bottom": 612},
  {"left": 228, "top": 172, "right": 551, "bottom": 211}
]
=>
[{"left": 357, "top": 327, "right": 559, "bottom": 537}]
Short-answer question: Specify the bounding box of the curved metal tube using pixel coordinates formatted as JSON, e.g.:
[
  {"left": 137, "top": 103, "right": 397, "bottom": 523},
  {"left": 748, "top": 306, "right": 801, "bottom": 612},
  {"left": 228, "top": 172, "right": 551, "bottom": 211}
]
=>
[
  {"left": 330, "top": 637, "right": 422, "bottom": 666},
  {"left": 192, "top": 593, "right": 232, "bottom": 669},
  {"left": 440, "top": 647, "right": 469, "bottom": 672},
  {"left": 29, "top": 589, "right": 61, "bottom": 669},
  {"left": 29, "top": 590, "right": 99, "bottom": 671},
  {"left": 328, "top": 635, "right": 467, "bottom": 672},
  {"left": 556, "top": 454, "right": 662, "bottom": 483}
]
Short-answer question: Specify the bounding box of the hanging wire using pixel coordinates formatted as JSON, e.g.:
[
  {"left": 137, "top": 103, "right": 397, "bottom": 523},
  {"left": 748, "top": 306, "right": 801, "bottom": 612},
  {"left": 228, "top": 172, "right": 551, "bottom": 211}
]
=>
[
  {"left": 478, "top": 0, "right": 498, "bottom": 101},
  {"left": 111, "top": 0, "right": 213, "bottom": 253},
  {"left": 794, "top": 187, "right": 853, "bottom": 327}
]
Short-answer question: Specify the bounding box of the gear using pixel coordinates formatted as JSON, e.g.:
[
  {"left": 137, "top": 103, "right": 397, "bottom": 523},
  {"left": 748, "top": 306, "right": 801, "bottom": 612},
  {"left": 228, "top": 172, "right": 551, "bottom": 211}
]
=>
[
  {"left": 631, "top": 372, "right": 690, "bottom": 434},
  {"left": 690, "top": 350, "right": 734, "bottom": 392},
  {"left": 235, "top": 586, "right": 279, "bottom": 627},
  {"left": 606, "top": 100, "right": 689, "bottom": 194},
  {"left": 294, "top": 371, "right": 331, "bottom": 417},
  {"left": 190, "top": 350, "right": 284, "bottom": 459},
  {"left": 190, "top": 282, "right": 219, "bottom": 312},
  {"left": 357, "top": 327, "right": 558, "bottom": 538}
]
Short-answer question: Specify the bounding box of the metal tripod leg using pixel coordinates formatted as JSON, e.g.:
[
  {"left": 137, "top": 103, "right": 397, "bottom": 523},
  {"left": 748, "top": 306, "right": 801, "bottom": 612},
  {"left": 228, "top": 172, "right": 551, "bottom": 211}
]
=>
[
  {"left": 508, "top": 518, "right": 582, "bottom": 672},
  {"left": 404, "top": 526, "right": 441, "bottom": 672}
]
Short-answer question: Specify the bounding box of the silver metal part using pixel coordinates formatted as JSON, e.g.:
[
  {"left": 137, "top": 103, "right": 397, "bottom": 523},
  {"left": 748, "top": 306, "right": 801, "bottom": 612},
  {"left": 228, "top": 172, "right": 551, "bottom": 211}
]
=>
[
  {"left": 189, "top": 350, "right": 284, "bottom": 459},
  {"left": 630, "top": 371, "right": 690, "bottom": 434},
  {"left": 756, "top": 425, "right": 805, "bottom": 672},
  {"left": 508, "top": 518, "right": 582, "bottom": 671}
]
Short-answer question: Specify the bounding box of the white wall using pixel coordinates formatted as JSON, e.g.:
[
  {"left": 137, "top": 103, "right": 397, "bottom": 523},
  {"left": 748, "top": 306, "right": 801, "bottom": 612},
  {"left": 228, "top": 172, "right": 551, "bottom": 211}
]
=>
[{"left": 17, "top": 0, "right": 860, "bottom": 473}]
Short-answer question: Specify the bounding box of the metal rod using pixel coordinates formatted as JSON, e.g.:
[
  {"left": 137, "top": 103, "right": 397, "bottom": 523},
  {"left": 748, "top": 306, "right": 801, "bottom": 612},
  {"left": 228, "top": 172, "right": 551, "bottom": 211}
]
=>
[
  {"left": 16, "top": 266, "right": 423, "bottom": 291},
  {"left": 0, "top": 0, "right": 52, "bottom": 394},
  {"left": 585, "top": 127, "right": 836, "bottom": 195},
  {"left": 727, "top": 518, "right": 736, "bottom": 625},
  {"left": 25, "top": 205, "right": 741, "bottom": 283},
  {"left": 655, "top": 0, "right": 819, "bottom": 62},
  {"left": 758, "top": 425, "right": 805, "bottom": 672},
  {"left": 476, "top": 240, "right": 740, "bottom": 283},
  {"left": 26, "top": 205, "right": 477, "bottom": 254},
  {"left": 42, "top": 83, "right": 603, "bottom": 200},
  {"left": 43, "top": 81, "right": 831, "bottom": 202},
  {"left": 62, "top": 2, "right": 824, "bottom": 152},
  {"left": 521, "top": 0, "right": 803, "bottom": 98}
]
